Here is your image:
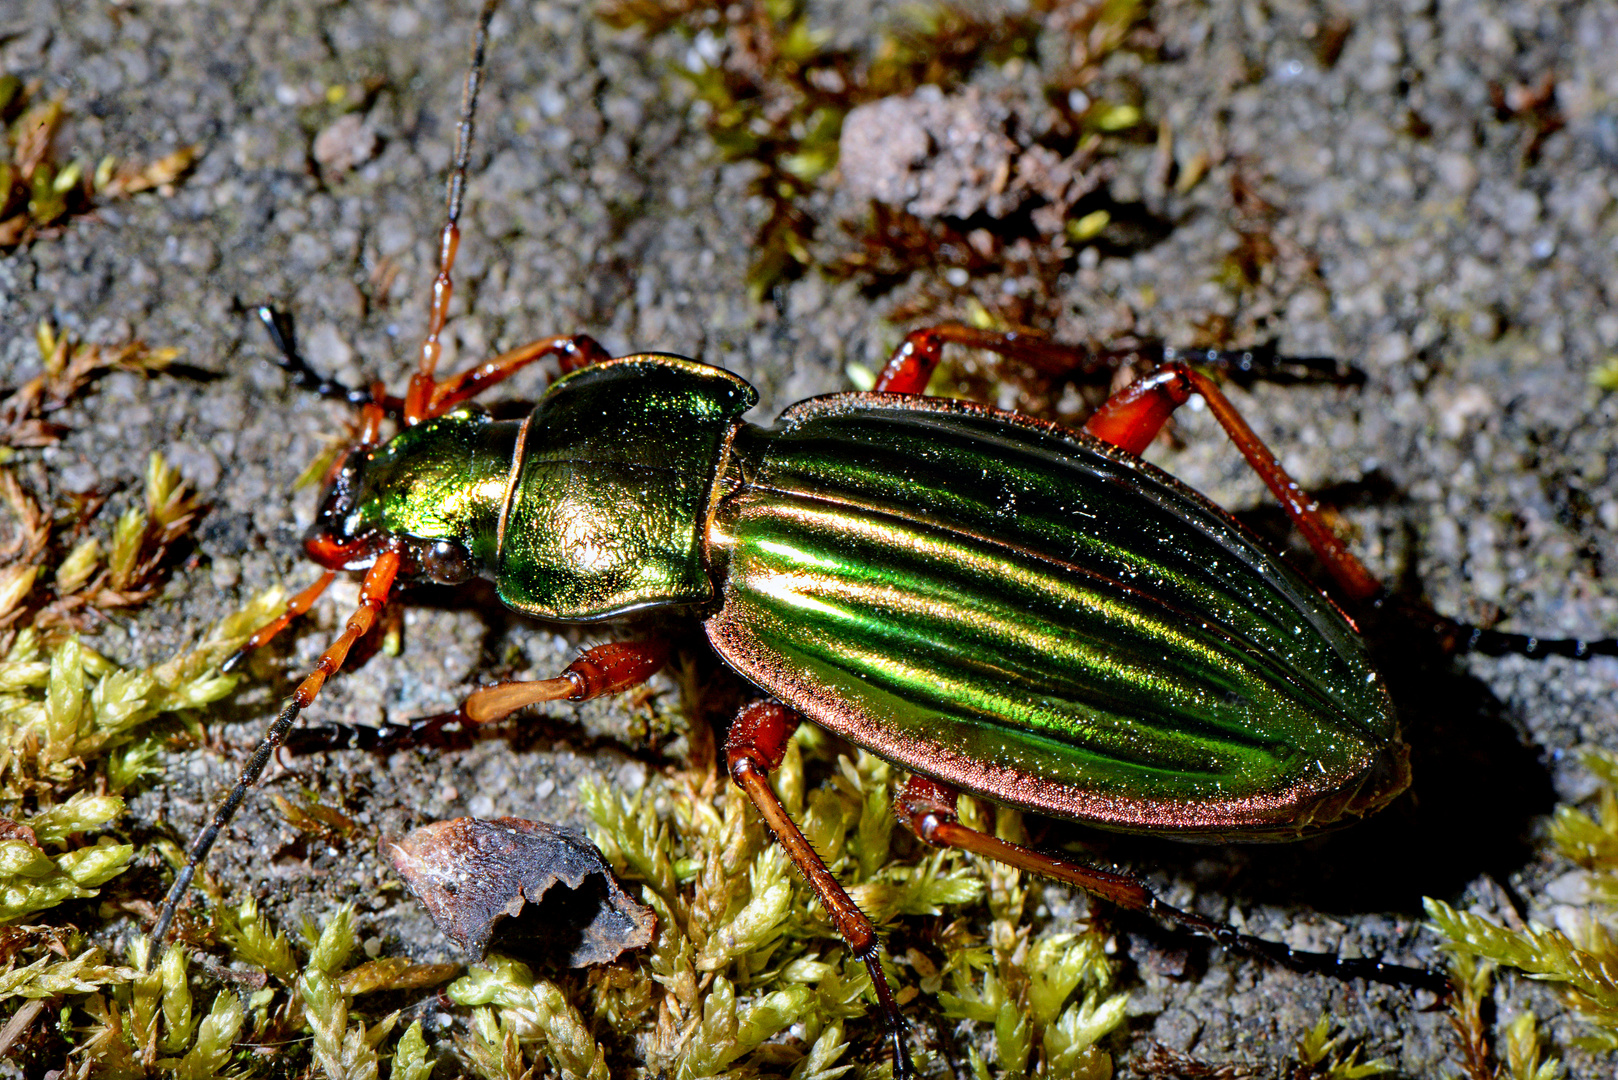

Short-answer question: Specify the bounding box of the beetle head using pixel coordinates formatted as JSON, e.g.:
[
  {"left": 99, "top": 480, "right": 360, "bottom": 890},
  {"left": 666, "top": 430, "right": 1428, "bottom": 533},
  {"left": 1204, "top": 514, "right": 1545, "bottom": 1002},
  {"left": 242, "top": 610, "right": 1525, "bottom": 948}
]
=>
[
  {"left": 304, "top": 446, "right": 378, "bottom": 570},
  {"left": 303, "top": 412, "right": 510, "bottom": 585}
]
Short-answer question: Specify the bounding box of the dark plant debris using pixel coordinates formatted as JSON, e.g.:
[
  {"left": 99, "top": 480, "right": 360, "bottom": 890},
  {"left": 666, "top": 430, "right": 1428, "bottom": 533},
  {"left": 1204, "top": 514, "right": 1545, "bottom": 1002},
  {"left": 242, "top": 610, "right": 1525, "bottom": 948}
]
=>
[
  {"left": 827, "top": 0, "right": 1159, "bottom": 326},
  {"left": 598, "top": 0, "right": 1074, "bottom": 298}
]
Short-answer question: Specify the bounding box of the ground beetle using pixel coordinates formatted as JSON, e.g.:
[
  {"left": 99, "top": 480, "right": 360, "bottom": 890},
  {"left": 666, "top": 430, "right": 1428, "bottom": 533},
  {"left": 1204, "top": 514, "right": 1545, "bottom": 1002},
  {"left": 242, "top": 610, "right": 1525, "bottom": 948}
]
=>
[{"left": 150, "top": 4, "right": 1618, "bottom": 1073}]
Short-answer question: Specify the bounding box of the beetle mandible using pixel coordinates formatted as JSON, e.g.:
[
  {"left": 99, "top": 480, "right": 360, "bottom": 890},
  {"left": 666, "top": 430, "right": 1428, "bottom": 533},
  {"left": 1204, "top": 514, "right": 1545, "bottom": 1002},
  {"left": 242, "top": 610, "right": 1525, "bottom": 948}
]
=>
[{"left": 148, "top": 3, "right": 1618, "bottom": 1074}]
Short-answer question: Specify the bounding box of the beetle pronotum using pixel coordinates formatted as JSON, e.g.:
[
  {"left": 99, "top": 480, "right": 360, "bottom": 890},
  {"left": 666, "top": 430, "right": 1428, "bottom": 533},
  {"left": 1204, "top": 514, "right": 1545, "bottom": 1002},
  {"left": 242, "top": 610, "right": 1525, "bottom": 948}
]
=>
[{"left": 147, "top": 2, "right": 1618, "bottom": 1073}]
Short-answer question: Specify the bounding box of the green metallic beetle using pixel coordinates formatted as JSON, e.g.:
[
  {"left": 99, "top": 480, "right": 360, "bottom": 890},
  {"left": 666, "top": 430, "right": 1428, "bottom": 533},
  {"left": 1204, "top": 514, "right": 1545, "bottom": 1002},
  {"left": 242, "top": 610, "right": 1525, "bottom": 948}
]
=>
[
  {"left": 150, "top": 7, "right": 1617, "bottom": 1074},
  {"left": 336, "top": 354, "right": 1404, "bottom": 841}
]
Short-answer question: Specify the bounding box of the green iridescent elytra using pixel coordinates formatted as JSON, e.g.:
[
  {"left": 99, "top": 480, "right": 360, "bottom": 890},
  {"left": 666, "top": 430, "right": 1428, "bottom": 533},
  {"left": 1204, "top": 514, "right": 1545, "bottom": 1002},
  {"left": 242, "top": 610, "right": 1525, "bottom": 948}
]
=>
[{"left": 336, "top": 354, "right": 1407, "bottom": 840}]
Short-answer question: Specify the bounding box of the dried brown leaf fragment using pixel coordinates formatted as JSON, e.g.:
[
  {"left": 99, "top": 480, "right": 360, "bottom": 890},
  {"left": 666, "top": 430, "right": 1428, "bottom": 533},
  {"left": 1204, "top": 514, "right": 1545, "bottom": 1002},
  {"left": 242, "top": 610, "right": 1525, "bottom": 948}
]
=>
[{"left": 387, "top": 816, "right": 656, "bottom": 967}]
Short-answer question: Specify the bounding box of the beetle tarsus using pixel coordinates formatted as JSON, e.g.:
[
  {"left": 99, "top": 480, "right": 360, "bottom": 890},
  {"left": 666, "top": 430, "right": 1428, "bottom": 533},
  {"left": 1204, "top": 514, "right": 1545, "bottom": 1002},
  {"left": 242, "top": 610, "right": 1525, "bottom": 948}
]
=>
[
  {"left": 1373, "top": 594, "right": 1618, "bottom": 662},
  {"left": 1161, "top": 343, "right": 1365, "bottom": 386},
  {"left": 1163, "top": 898, "right": 1447, "bottom": 995},
  {"left": 284, "top": 718, "right": 424, "bottom": 754},
  {"left": 1453, "top": 622, "right": 1617, "bottom": 660},
  {"left": 255, "top": 306, "right": 387, "bottom": 411},
  {"left": 861, "top": 950, "right": 917, "bottom": 1079}
]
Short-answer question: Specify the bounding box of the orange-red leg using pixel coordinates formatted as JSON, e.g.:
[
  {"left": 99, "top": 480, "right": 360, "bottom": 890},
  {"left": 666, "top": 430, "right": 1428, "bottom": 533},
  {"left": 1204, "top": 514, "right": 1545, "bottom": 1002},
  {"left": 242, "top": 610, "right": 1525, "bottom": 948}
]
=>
[
  {"left": 288, "top": 639, "right": 672, "bottom": 754},
  {"left": 1083, "top": 361, "right": 1383, "bottom": 604},
  {"left": 896, "top": 776, "right": 1445, "bottom": 993},
  {"left": 1060, "top": 356, "right": 1614, "bottom": 658},
  {"left": 872, "top": 324, "right": 1356, "bottom": 395},
  {"left": 726, "top": 702, "right": 914, "bottom": 1078},
  {"left": 153, "top": 549, "right": 403, "bottom": 945},
  {"left": 416, "top": 333, "right": 611, "bottom": 420},
  {"left": 874, "top": 329, "right": 1384, "bottom": 606},
  {"left": 874, "top": 324, "right": 1106, "bottom": 393},
  {"left": 221, "top": 570, "right": 337, "bottom": 674}
]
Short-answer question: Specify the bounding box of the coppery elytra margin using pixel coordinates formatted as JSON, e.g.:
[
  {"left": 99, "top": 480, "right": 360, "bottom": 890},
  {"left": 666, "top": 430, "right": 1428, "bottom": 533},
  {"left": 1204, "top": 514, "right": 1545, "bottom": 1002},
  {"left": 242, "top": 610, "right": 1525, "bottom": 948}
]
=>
[{"left": 146, "top": 2, "right": 1618, "bottom": 1075}]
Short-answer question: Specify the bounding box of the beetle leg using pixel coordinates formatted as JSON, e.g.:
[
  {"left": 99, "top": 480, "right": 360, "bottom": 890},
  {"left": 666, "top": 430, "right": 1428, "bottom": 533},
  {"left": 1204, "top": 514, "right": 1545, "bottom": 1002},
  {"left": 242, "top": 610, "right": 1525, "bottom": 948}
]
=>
[
  {"left": 1080, "top": 365, "right": 1193, "bottom": 455},
  {"left": 875, "top": 324, "right": 1133, "bottom": 394},
  {"left": 1085, "top": 364, "right": 1618, "bottom": 657},
  {"left": 462, "top": 639, "right": 672, "bottom": 722},
  {"left": 1086, "top": 362, "right": 1384, "bottom": 605},
  {"left": 726, "top": 701, "right": 916, "bottom": 1078},
  {"left": 879, "top": 329, "right": 1379, "bottom": 605},
  {"left": 220, "top": 570, "right": 336, "bottom": 674},
  {"left": 417, "top": 333, "right": 612, "bottom": 420},
  {"left": 290, "top": 640, "right": 672, "bottom": 754},
  {"left": 151, "top": 548, "right": 403, "bottom": 948},
  {"left": 896, "top": 775, "right": 1447, "bottom": 994},
  {"left": 873, "top": 324, "right": 1359, "bottom": 395}
]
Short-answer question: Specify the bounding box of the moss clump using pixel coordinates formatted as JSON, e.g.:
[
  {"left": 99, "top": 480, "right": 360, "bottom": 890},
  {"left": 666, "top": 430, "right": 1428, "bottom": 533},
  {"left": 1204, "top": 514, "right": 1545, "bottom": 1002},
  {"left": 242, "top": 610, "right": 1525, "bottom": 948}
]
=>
[
  {"left": 1428, "top": 749, "right": 1618, "bottom": 1058},
  {"left": 0, "top": 78, "right": 197, "bottom": 250},
  {"left": 1290, "top": 1016, "right": 1394, "bottom": 1080},
  {"left": 433, "top": 734, "right": 1128, "bottom": 1078},
  {"left": 1, "top": 793, "right": 134, "bottom": 924},
  {"left": 0, "top": 323, "right": 286, "bottom": 938},
  {"left": 1591, "top": 356, "right": 1618, "bottom": 393},
  {"left": 933, "top": 804, "right": 1125, "bottom": 1079},
  {"left": 0, "top": 903, "right": 456, "bottom": 1076}
]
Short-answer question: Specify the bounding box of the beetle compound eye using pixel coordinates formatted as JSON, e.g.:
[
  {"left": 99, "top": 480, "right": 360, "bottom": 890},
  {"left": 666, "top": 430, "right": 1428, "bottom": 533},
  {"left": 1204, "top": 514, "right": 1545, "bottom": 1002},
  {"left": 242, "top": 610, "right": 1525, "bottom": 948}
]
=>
[{"left": 420, "top": 539, "right": 475, "bottom": 584}]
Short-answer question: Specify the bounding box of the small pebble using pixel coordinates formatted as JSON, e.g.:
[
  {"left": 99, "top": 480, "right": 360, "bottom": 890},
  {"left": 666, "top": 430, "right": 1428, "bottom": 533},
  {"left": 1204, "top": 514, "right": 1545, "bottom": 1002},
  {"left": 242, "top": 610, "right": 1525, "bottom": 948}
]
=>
[{"left": 313, "top": 112, "right": 379, "bottom": 174}]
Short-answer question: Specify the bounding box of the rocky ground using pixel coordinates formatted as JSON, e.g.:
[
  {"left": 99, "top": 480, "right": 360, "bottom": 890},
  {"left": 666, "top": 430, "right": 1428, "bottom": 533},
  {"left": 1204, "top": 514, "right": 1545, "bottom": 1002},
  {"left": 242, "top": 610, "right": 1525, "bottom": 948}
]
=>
[{"left": 3, "top": 0, "right": 1617, "bottom": 1075}]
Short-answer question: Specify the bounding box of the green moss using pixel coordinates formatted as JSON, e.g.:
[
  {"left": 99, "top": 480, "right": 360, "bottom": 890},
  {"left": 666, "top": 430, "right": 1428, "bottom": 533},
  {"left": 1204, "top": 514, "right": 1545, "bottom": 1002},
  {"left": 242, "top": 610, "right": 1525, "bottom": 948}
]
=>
[
  {"left": 1501, "top": 1010, "right": 1566, "bottom": 1080},
  {"left": 1591, "top": 356, "right": 1618, "bottom": 393},
  {"left": 0, "top": 84, "right": 197, "bottom": 249},
  {"left": 1428, "top": 750, "right": 1618, "bottom": 1056},
  {"left": 1291, "top": 1016, "right": 1394, "bottom": 1079},
  {"left": 406, "top": 736, "right": 1126, "bottom": 1077},
  {"left": 0, "top": 317, "right": 445, "bottom": 1077},
  {"left": 391, "top": 1020, "right": 435, "bottom": 1080}
]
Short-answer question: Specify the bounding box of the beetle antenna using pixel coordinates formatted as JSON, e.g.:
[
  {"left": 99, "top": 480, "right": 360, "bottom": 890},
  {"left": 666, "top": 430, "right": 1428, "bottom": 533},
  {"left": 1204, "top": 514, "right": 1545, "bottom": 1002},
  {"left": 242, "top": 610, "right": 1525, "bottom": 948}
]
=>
[
  {"left": 150, "top": 550, "right": 402, "bottom": 947},
  {"left": 403, "top": 0, "right": 499, "bottom": 424}
]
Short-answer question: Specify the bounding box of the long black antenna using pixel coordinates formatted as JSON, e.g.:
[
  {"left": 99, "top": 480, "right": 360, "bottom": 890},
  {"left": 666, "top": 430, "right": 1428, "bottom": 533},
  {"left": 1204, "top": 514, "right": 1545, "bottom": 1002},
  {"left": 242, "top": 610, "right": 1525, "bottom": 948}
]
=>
[{"left": 149, "top": 4, "right": 501, "bottom": 951}]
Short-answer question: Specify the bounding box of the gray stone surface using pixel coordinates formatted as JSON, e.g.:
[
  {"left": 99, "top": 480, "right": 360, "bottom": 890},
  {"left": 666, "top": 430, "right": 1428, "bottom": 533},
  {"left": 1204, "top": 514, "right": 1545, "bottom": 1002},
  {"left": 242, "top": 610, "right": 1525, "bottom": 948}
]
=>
[{"left": 3, "top": 0, "right": 1616, "bottom": 1075}]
